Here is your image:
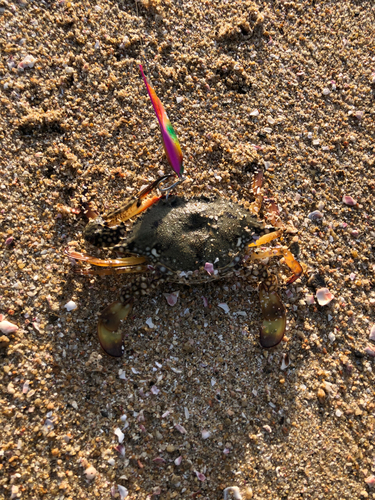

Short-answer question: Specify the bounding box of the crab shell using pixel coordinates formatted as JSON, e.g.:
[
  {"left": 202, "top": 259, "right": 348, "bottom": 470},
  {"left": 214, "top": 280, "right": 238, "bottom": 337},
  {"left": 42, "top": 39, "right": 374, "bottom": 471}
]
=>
[{"left": 84, "top": 195, "right": 278, "bottom": 283}]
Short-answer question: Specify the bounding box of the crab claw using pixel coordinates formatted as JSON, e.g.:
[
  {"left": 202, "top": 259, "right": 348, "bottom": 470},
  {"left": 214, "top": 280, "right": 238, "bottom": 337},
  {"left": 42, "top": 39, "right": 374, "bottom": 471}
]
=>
[
  {"left": 97, "top": 298, "right": 133, "bottom": 357},
  {"left": 259, "top": 283, "right": 286, "bottom": 348}
]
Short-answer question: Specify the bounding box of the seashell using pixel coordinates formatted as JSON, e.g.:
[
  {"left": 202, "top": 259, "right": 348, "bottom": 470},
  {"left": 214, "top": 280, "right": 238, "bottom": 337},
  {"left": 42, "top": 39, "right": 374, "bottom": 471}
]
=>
[
  {"left": 308, "top": 210, "right": 323, "bottom": 220},
  {"left": 164, "top": 291, "right": 179, "bottom": 306},
  {"left": 0, "top": 319, "right": 18, "bottom": 334},
  {"left": 316, "top": 288, "right": 335, "bottom": 306},
  {"left": 342, "top": 195, "right": 356, "bottom": 206}
]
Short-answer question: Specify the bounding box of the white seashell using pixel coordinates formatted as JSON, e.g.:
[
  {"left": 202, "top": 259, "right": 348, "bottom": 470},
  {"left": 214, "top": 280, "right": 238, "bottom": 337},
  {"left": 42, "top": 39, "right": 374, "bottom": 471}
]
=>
[
  {"left": 118, "top": 485, "right": 129, "bottom": 499},
  {"left": 316, "top": 288, "right": 335, "bottom": 306},
  {"left": 369, "top": 325, "right": 375, "bottom": 341},
  {"left": 218, "top": 303, "right": 230, "bottom": 314},
  {"left": 84, "top": 466, "right": 97, "bottom": 481},
  {"left": 223, "top": 486, "right": 242, "bottom": 500},
  {"left": 64, "top": 300, "right": 77, "bottom": 311},
  {"left": 0, "top": 319, "right": 18, "bottom": 334},
  {"left": 114, "top": 428, "right": 124, "bottom": 444},
  {"left": 308, "top": 211, "right": 323, "bottom": 220}
]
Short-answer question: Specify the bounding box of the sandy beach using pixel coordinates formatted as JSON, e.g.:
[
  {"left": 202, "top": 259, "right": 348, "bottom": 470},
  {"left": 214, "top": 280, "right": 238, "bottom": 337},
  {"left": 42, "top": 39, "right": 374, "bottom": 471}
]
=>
[{"left": 1, "top": 0, "right": 375, "bottom": 499}]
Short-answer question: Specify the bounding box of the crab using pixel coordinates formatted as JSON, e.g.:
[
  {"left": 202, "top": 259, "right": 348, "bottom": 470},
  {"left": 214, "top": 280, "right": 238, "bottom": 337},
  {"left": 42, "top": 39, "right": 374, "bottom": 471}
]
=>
[{"left": 65, "top": 170, "right": 303, "bottom": 357}]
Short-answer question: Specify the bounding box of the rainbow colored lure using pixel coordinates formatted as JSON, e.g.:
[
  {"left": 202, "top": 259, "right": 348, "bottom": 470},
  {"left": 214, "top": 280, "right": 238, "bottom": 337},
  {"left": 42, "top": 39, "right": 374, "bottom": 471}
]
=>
[{"left": 139, "top": 65, "right": 183, "bottom": 178}]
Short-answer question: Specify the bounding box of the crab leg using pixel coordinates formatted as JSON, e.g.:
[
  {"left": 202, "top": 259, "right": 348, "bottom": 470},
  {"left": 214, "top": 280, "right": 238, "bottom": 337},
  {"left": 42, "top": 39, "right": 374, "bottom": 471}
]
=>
[
  {"left": 104, "top": 174, "right": 173, "bottom": 227},
  {"left": 248, "top": 171, "right": 264, "bottom": 216},
  {"left": 98, "top": 298, "right": 134, "bottom": 357},
  {"left": 248, "top": 229, "right": 283, "bottom": 248},
  {"left": 259, "top": 282, "right": 286, "bottom": 348},
  {"left": 65, "top": 248, "right": 146, "bottom": 267},
  {"left": 250, "top": 247, "right": 303, "bottom": 284}
]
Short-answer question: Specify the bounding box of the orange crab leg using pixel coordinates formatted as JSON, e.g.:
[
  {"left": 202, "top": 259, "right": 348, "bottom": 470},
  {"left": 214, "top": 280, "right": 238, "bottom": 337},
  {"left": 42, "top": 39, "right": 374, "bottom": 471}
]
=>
[
  {"left": 248, "top": 229, "right": 283, "bottom": 247},
  {"left": 65, "top": 248, "right": 146, "bottom": 267},
  {"left": 259, "top": 282, "right": 286, "bottom": 348},
  {"left": 104, "top": 174, "right": 173, "bottom": 227},
  {"left": 248, "top": 171, "right": 263, "bottom": 216},
  {"left": 250, "top": 246, "right": 303, "bottom": 284},
  {"left": 281, "top": 248, "right": 303, "bottom": 284},
  {"left": 98, "top": 298, "right": 134, "bottom": 357}
]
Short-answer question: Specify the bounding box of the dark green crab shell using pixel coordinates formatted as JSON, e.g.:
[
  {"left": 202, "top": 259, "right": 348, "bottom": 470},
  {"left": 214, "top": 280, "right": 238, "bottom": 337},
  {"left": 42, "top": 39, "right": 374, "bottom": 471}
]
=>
[{"left": 84, "top": 196, "right": 277, "bottom": 282}]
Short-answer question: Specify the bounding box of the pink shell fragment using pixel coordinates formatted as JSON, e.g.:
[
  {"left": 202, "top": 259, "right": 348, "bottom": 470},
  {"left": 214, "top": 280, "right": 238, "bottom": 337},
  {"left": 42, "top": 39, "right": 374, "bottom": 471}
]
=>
[
  {"left": 0, "top": 319, "right": 18, "bottom": 334},
  {"left": 118, "top": 485, "right": 129, "bottom": 499},
  {"left": 305, "top": 294, "right": 315, "bottom": 305},
  {"left": 204, "top": 262, "right": 214, "bottom": 275},
  {"left": 151, "top": 385, "right": 160, "bottom": 395},
  {"left": 365, "top": 345, "right": 375, "bottom": 357},
  {"left": 174, "top": 424, "right": 187, "bottom": 434},
  {"left": 153, "top": 457, "right": 166, "bottom": 465},
  {"left": 316, "top": 288, "right": 335, "bottom": 306},
  {"left": 342, "top": 195, "right": 357, "bottom": 206},
  {"left": 174, "top": 456, "right": 182, "bottom": 466},
  {"left": 365, "top": 475, "right": 375, "bottom": 487},
  {"left": 164, "top": 291, "right": 179, "bottom": 306},
  {"left": 115, "top": 445, "right": 125, "bottom": 457},
  {"left": 369, "top": 325, "right": 375, "bottom": 341},
  {"left": 195, "top": 471, "right": 206, "bottom": 481},
  {"left": 201, "top": 296, "right": 208, "bottom": 308},
  {"left": 5, "top": 236, "right": 14, "bottom": 245}
]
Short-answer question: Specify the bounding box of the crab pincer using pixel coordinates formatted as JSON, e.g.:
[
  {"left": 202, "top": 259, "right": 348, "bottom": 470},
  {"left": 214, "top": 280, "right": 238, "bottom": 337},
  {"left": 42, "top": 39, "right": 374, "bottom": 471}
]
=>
[
  {"left": 259, "top": 283, "right": 286, "bottom": 348},
  {"left": 97, "top": 298, "right": 134, "bottom": 357}
]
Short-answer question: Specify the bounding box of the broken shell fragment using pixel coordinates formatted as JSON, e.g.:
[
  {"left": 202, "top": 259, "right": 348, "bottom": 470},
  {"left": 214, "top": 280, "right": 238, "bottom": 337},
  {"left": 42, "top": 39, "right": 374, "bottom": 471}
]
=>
[
  {"left": 365, "top": 345, "right": 375, "bottom": 357},
  {"left": 280, "top": 353, "right": 290, "bottom": 370},
  {"left": 117, "top": 485, "right": 129, "bottom": 500},
  {"left": 64, "top": 300, "right": 77, "bottom": 311},
  {"left": 342, "top": 195, "right": 357, "bottom": 206},
  {"left": 223, "top": 487, "right": 242, "bottom": 500},
  {"left": 316, "top": 288, "right": 335, "bottom": 306},
  {"left": 164, "top": 291, "right": 179, "bottom": 306},
  {"left": 195, "top": 471, "right": 206, "bottom": 481},
  {"left": 259, "top": 283, "right": 286, "bottom": 348},
  {"left": 308, "top": 210, "right": 324, "bottom": 221},
  {"left": 84, "top": 466, "right": 97, "bottom": 481},
  {"left": 97, "top": 298, "right": 133, "bottom": 357},
  {"left": 204, "top": 262, "right": 214, "bottom": 275},
  {"left": 0, "top": 319, "right": 18, "bottom": 334},
  {"left": 369, "top": 324, "right": 375, "bottom": 341}
]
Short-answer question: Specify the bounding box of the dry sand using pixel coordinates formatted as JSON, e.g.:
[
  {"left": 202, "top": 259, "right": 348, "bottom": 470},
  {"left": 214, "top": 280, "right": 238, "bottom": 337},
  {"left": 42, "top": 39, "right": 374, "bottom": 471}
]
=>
[{"left": 1, "top": 0, "right": 375, "bottom": 499}]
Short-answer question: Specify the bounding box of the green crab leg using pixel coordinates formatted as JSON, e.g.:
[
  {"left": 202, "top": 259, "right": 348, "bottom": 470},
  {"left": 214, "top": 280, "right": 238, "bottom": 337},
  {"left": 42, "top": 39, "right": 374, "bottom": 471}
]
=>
[
  {"left": 65, "top": 248, "right": 146, "bottom": 267},
  {"left": 104, "top": 174, "right": 173, "bottom": 227},
  {"left": 259, "top": 282, "right": 286, "bottom": 348},
  {"left": 250, "top": 246, "right": 303, "bottom": 284},
  {"left": 98, "top": 298, "right": 134, "bottom": 357}
]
